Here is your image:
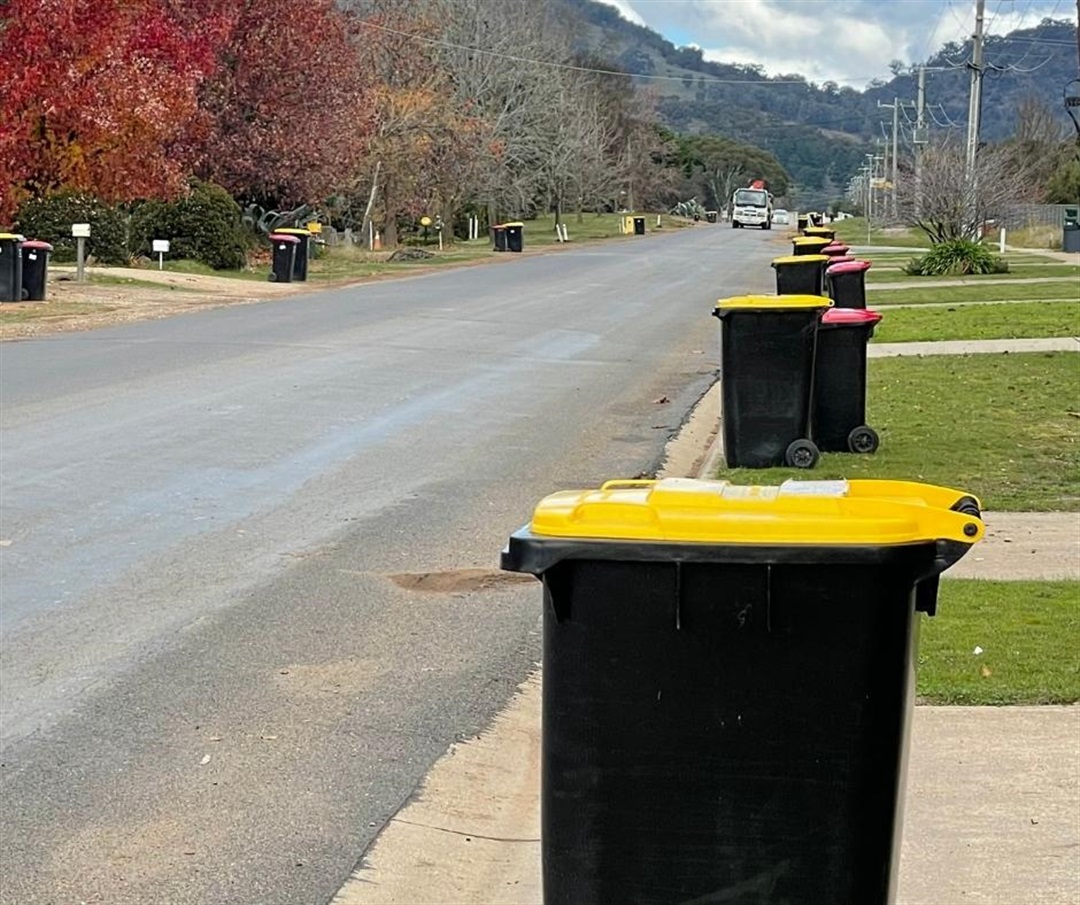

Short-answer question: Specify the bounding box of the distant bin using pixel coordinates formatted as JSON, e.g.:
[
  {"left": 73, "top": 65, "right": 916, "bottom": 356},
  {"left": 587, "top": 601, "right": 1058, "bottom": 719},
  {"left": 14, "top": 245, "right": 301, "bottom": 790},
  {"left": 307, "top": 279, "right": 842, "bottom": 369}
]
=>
[
  {"left": 491, "top": 224, "right": 508, "bottom": 251},
  {"left": 1063, "top": 208, "right": 1080, "bottom": 253},
  {"left": 632, "top": 216, "right": 646, "bottom": 236},
  {"left": 797, "top": 214, "right": 809, "bottom": 233},
  {"left": 814, "top": 307, "right": 883, "bottom": 453},
  {"left": 504, "top": 221, "right": 524, "bottom": 252},
  {"left": 501, "top": 476, "right": 984, "bottom": 905},
  {"left": 804, "top": 225, "right": 836, "bottom": 242},
  {"left": 0, "top": 232, "right": 25, "bottom": 302},
  {"left": 772, "top": 253, "right": 830, "bottom": 296},
  {"left": 706, "top": 210, "right": 718, "bottom": 223},
  {"left": 272, "top": 228, "right": 311, "bottom": 281},
  {"left": 268, "top": 233, "right": 300, "bottom": 283},
  {"left": 20, "top": 240, "right": 53, "bottom": 301},
  {"left": 712, "top": 294, "right": 831, "bottom": 469},
  {"left": 792, "top": 235, "right": 831, "bottom": 257},
  {"left": 827, "top": 259, "right": 873, "bottom": 309}
]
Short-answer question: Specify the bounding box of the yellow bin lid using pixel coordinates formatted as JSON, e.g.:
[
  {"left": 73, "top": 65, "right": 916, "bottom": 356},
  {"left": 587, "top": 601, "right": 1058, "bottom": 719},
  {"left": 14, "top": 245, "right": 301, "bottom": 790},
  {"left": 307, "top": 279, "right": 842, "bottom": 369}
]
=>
[
  {"left": 273, "top": 227, "right": 311, "bottom": 236},
  {"left": 771, "top": 254, "right": 830, "bottom": 265},
  {"left": 715, "top": 294, "right": 831, "bottom": 311},
  {"left": 0, "top": 232, "right": 24, "bottom": 241},
  {"left": 528, "top": 478, "right": 984, "bottom": 546},
  {"left": 793, "top": 235, "right": 831, "bottom": 245}
]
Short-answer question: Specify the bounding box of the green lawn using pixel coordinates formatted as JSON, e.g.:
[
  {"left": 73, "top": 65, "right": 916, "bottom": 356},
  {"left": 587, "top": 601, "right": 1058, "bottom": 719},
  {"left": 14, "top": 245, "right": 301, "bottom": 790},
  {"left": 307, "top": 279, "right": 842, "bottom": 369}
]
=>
[
  {"left": 830, "top": 219, "right": 928, "bottom": 247},
  {"left": 715, "top": 352, "right": 1080, "bottom": 511},
  {"left": 868, "top": 281, "right": 1080, "bottom": 305},
  {"left": 867, "top": 263, "right": 1080, "bottom": 283},
  {"left": 918, "top": 580, "right": 1080, "bottom": 704},
  {"left": 871, "top": 302, "right": 1080, "bottom": 342}
]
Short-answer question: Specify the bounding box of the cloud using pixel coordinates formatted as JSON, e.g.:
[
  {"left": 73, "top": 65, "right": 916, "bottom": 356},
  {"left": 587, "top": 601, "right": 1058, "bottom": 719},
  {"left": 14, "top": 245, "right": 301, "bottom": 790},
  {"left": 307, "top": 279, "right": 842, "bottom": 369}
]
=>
[
  {"left": 592, "top": 0, "right": 648, "bottom": 27},
  {"left": 608, "top": 0, "right": 1073, "bottom": 87}
]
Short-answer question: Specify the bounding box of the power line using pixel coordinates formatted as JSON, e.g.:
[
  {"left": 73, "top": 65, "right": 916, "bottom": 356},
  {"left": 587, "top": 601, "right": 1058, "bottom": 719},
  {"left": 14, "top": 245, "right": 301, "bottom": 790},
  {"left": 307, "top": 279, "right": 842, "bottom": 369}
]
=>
[{"left": 354, "top": 19, "right": 887, "bottom": 86}]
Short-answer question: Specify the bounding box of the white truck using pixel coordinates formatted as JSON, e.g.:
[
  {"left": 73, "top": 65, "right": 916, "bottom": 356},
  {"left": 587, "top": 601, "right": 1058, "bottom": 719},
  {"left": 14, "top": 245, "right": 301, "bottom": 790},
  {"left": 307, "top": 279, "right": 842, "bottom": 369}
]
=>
[{"left": 730, "top": 185, "right": 773, "bottom": 230}]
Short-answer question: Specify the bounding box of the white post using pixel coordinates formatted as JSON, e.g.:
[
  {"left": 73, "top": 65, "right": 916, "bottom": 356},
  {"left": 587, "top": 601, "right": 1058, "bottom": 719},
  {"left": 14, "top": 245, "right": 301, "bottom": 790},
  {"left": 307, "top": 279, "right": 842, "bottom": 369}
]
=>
[
  {"left": 158, "top": 252, "right": 164, "bottom": 271},
  {"left": 656, "top": 214, "right": 661, "bottom": 227},
  {"left": 561, "top": 224, "right": 568, "bottom": 242},
  {"left": 76, "top": 237, "right": 86, "bottom": 282},
  {"left": 369, "top": 221, "right": 374, "bottom": 250},
  {"left": 438, "top": 231, "right": 443, "bottom": 251},
  {"left": 999, "top": 227, "right": 1006, "bottom": 253}
]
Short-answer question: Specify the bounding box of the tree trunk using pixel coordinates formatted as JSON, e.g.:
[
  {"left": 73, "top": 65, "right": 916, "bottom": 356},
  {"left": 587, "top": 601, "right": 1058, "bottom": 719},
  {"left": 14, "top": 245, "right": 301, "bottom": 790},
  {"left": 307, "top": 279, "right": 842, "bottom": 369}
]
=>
[
  {"left": 360, "top": 160, "right": 381, "bottom": 247},
  {"left": 382, "top": 176, "right": 398, "bottom": 247}
]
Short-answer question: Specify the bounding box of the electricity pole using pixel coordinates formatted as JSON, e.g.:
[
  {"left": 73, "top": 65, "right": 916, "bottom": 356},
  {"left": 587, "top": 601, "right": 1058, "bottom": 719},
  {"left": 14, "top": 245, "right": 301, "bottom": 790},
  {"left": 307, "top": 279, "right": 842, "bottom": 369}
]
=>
[
  {"left": 965, "top": 0, "right": 986, "bottom": 176},
  {"left": 876, "top": 99, "right": 900, "bottom": 220}
]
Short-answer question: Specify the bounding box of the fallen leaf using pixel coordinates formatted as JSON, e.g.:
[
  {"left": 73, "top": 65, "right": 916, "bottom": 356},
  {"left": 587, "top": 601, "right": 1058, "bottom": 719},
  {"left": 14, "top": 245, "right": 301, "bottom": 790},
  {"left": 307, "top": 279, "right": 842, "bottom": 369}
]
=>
[
  {"left": 981, "top": 665, "right": 992, "bottom": 678},
  {"left": 260, "top": 735, "right": 278, "bottom": 741},
  {"left": 200, "top": 754, "right": 211, "bottom": 765},
  {"left": 973, "top": 646, "right": 984, "bottom": 655}
]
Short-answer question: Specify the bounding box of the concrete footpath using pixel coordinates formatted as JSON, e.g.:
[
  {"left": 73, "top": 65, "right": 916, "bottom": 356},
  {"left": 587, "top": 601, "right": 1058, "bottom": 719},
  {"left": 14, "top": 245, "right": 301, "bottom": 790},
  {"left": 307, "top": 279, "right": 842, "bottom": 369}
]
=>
[{"left": 332, "top": 336, "right": 1080, "bottom": 905}]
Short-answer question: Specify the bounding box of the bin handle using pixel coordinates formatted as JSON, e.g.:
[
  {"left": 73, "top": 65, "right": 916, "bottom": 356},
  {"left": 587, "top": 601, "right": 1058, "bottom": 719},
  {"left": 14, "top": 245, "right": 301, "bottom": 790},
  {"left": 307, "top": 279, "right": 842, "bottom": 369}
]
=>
[{"left": 600, "top": 480, "right": 655, "bottom": 492}]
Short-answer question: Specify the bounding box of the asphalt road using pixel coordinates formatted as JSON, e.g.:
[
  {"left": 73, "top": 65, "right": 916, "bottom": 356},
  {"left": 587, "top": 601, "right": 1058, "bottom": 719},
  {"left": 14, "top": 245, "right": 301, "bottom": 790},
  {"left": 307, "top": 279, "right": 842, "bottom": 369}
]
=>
[{"left": 0, "top": 224, "right": 779, "bottom": 904}]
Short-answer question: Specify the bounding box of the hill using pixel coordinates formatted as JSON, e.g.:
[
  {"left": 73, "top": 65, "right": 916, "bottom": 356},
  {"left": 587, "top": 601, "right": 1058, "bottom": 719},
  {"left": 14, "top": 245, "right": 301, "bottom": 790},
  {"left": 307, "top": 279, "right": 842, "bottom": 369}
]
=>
[{"left": 562, "top": 0, "right": 1078, "bottom": 208}]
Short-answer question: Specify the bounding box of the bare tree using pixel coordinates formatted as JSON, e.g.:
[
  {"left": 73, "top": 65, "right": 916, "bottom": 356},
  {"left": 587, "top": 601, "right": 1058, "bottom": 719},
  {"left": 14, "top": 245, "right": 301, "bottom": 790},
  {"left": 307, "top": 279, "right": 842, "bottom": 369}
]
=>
[{"left": 897, "top": 136, "right": 1038, "bottom": 243}]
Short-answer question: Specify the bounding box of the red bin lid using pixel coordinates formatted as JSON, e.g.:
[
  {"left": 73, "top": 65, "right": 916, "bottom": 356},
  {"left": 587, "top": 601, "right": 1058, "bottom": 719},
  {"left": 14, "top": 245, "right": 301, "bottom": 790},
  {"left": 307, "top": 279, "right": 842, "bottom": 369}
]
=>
[
  {"left": 268, "top": 233, "right": 301, "bottom": 243},
  {"left": 826, "top": 259, "right": 872, "bottom": 275},
  {"left": 822, "top": 243, "right": 850, "bottom": 253},
  {"left": 21, "top": 239, "right": 53, "bottom": 251},
  {"left": 822, "top": 307, "right": 882, "bottom": 325}
]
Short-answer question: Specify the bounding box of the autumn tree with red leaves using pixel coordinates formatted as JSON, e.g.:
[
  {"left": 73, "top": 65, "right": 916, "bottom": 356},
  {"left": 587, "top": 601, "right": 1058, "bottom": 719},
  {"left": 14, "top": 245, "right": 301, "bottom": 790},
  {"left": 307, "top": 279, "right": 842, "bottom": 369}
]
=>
[
  {"left": 0, "top": 0, "right": 223, "bottom": 221},
  {"left": 191, "top": 0, "right": 375, "bottom": 208}
]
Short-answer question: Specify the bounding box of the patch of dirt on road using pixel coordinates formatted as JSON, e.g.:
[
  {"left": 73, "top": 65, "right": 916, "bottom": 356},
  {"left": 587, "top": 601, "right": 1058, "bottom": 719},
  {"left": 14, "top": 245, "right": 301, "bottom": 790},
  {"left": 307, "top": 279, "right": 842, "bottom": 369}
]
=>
[{"left": 387, "top": 569, "right": 536, "bottom": 594}]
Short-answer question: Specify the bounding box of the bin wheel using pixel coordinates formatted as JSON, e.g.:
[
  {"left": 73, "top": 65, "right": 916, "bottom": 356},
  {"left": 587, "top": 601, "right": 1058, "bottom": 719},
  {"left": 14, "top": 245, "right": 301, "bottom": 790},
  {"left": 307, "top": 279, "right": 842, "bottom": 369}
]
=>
[
  {"left": 847, "top": 425, "right": 880, "bottom": 454},
  {"left": 784, "top": 439, "right": 820, "bottom": 469}
]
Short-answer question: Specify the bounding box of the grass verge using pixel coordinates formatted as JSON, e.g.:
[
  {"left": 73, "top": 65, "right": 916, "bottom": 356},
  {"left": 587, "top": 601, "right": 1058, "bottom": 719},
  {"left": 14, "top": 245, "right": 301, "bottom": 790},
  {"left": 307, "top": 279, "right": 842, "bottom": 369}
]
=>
[
  {"left": 715, "top": 352, "right": 1080, "bottom": 511},
  {"left": 867, "top": 263, "right": 1080, "bottom": 283},
  {"left": 918, "top": 580, "right": 1080, "bottom": 705},
  {"left": 871, "top": 302, "right": 1080, "bottom": 342},
  {"left": 831, "top": 219, "right": 929, "bottom": 247},
  {"left": 868, "top": 281, "right": 1080, "bottom": 305}
]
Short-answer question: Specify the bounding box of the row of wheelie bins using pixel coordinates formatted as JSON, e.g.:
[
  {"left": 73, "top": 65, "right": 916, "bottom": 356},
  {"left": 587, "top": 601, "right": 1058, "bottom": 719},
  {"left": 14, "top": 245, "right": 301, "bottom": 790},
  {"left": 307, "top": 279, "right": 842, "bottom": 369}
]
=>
[
  {"left": 496, "top": 215, "right": 984, "bottom": 903},
  {"left": 711, "top": 224, "right": 880, "bottom": 469},
  {"left": 0, "top": 233, "right": 54, "bottom": 302},
  {"left": 268, "top": 228, "right": 313, "bottom": 283},
  {"left": 492, "top": 222, "right": 524, "bottom": 252}
]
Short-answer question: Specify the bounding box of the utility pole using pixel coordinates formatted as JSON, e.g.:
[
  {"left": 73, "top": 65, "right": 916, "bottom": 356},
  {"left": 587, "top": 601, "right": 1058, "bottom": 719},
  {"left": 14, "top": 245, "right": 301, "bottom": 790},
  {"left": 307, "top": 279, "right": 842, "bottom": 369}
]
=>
[
  {"left": 965, "top": 0, "right": 986, "bottom": 176},
  {"left": 915, "top": 66, "right": 927, "bottom": 190},
  {"left": 876, "top": 98, "right": 900, "bottom": 220}
]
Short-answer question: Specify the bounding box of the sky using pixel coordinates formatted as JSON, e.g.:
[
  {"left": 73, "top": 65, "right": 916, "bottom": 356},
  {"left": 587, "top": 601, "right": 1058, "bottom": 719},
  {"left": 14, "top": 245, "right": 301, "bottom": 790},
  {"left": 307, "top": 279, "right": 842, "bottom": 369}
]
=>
[{"left": 593, "top": 0, "right": 1077, "bottom": 88}]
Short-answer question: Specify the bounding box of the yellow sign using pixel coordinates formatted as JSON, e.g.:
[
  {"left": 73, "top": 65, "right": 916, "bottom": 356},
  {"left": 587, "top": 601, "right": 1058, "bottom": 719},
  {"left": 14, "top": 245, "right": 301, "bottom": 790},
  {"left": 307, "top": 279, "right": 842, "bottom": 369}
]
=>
[
  {"left": 420, "top": 216, "right": 432, "bottom": 227},
  {"left": 305, "top": 221, "right": 322, "bottom": 235}
]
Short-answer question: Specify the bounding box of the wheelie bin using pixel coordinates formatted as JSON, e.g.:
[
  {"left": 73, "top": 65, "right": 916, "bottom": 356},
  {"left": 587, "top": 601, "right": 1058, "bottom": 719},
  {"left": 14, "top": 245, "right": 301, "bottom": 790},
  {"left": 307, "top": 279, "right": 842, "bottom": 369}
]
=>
[
  {"left": 268, "top": 233, "right": 300, "bottom": 282},
  {"left": 827, "top": 258, "right": 873, "bottom": 309},
  {"left": 804, "top": 225, "right": 836, "bottom": 242},
  {"left": 501, "top": 476, "right": 984, "bottom": 905},
  {"left": 713, "top": 294, "right": 831, "bottom": 469},
  {"left": 0, "top": 232, "right": 25, "bottom": 302},
  {"left": 797, "top": 213, "right": 809, "bottom": 233},
  {"left": 771, "top": 253, "right": 830, "bottom": 296},
  {"left": 504, "top": 221, "right": 524, "bottom": 252},
  {"left": 20, "top": 240, "right": 53, "bottom": 301},
  {"left": 792, "top": 235, "right": 831, "bottom": 257},
  {"left": 271, "top": 227, "right": 311, "bottom": 280},
  {"left": 814, "top": 307, "right": 882, "bottom": 453},
  {"left": 491, "top": 224, "right": 508, "bottom": 251},
  {"left": 822, "top": 242, "right": 851, "bottom": 258}
]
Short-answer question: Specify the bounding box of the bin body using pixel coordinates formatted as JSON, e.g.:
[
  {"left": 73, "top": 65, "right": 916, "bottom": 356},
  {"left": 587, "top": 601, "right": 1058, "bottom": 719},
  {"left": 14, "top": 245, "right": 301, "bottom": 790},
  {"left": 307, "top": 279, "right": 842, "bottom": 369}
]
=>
[
  {"left": 713, "top": 295, "right": 830, "bottom": 468},
  {"left": 797, "top": 214, "right": 809, "bottom": 233},
  {"left": 792, "top": 236, "right": 831, "bottom": 257},
  {"left": 272, "top": 228, "right": 311, "bottom": 280},
  {"left": 814, "top": 308, "right": 882, "bottom": 452},
  {"left": 20, "top": 240, "right": 53, "bottom": 301},
  {"left": 1063, "top": 223, "right": 1080, "bottom": 253},
  {"left": 633, "top": 216, "right": 646, "bottom": 235},
  {"left": 0, "top": 232, "right": 25, "bottom": 302},
  {"left": 504, "top": 222, "right": 524, "bottom": 252},
  {"left": 268, "top": 234, "right": 299, "bottom": 282},
  {"left": 772, "top": 253, "right": 829, "bottom": 295},
  {"left": 491, "top": 225, "right": 507, "bottom": 251},
  {"left": 827, "top": 259, "right": 873, "bottom": 309},
  {"left": 501, "top": 478, "right": 984, "bottom": 905}
]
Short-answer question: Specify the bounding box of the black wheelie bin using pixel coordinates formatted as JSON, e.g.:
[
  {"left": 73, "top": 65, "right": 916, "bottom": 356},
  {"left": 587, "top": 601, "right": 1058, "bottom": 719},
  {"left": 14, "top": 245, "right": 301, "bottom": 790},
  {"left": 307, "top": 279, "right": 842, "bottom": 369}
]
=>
[
  {"left": 792, "top": 235, "right": 831, "bottom": 257},
  {"left": 827, "top": 259, "right": 873, "bottom": 309},
  {"left": 712, "top": 294, "right": 831, "bottom": 468},
  {"left": 0, "top": 232, "right": 25, "bottom": 302},
  {"left": 772, "top": 253, "right": 830, "bottom": 296},
  {"left": 813, "top": 307, "right": 883, "bottom": 453},
  {"left": 501, "top": 476, "right": 985, "bottom": 905},
  {"left": 268, "top": 233, "right": 299, "bottom": 282},
  {"left": 272, "top": 227, "right": 311, "bottom": 280},
  {"left": 20, "top": 240, "right": 53, "bottom": 301}
]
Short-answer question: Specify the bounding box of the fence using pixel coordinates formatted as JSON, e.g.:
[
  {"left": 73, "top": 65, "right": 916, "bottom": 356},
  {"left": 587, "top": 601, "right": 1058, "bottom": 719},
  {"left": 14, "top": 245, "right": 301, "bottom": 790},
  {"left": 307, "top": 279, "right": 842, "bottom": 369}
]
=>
[{"left": 1004, "top": 204, "right": 1073, "bottom": 229}]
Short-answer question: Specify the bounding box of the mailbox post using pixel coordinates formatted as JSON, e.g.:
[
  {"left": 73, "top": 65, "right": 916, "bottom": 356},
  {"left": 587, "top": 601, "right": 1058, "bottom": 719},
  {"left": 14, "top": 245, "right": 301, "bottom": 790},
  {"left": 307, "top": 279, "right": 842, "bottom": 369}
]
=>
[{"left": 71, "top": 222, "right": 90, "bottom": 282}]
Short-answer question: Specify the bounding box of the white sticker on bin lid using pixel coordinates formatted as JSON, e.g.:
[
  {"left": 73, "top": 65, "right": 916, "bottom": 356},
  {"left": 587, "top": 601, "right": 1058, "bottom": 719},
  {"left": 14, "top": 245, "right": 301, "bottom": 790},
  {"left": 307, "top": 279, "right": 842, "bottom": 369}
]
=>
[{"left": 778, "top": 479, "right": 850, "bottom": 497}]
